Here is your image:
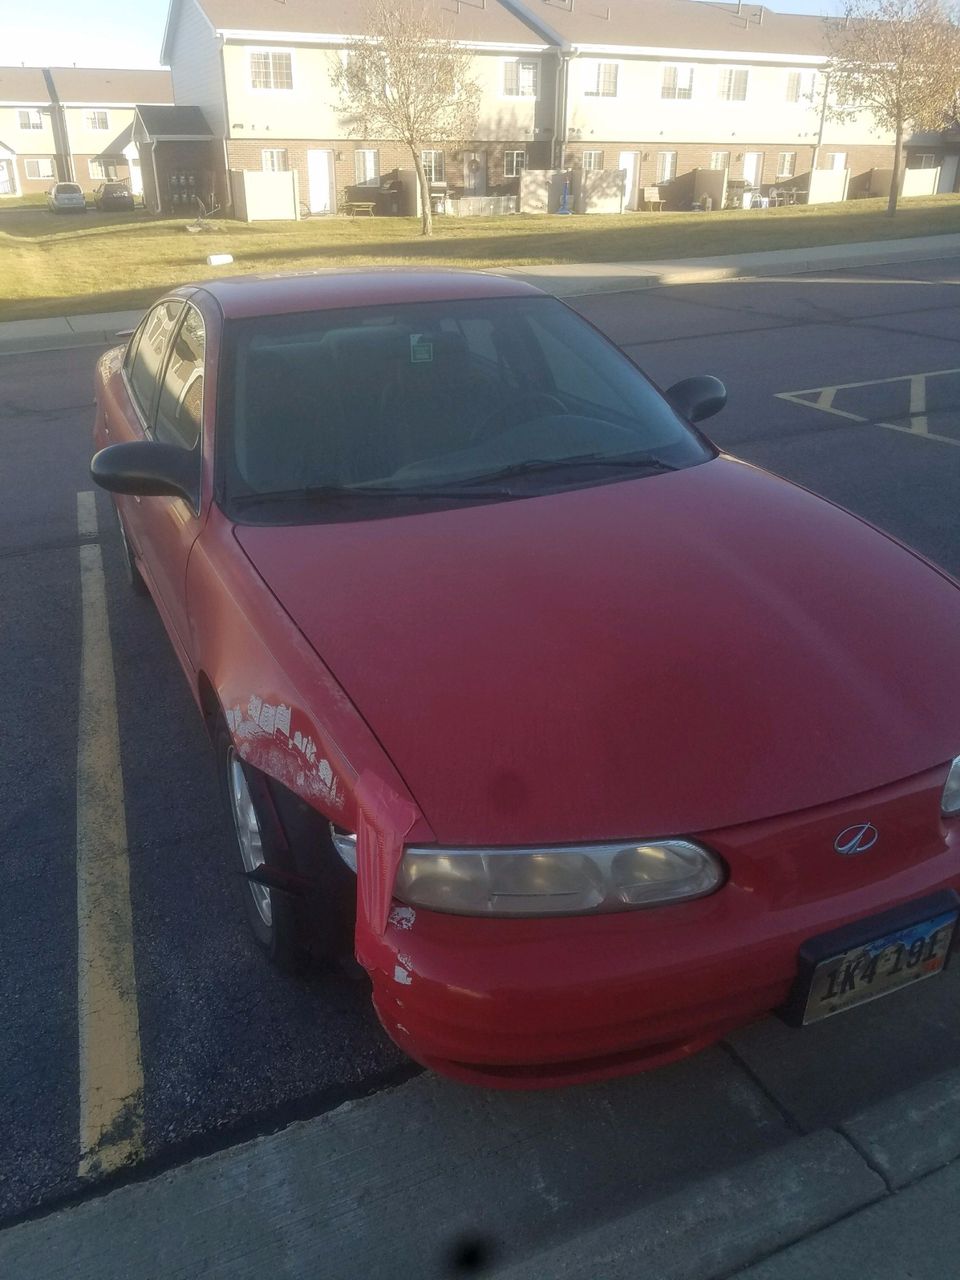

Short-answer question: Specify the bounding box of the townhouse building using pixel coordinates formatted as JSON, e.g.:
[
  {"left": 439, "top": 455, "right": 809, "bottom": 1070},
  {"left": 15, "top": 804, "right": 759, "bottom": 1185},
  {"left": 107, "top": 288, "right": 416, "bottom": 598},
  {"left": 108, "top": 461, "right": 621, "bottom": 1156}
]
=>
[
  {"left": 0, "top": 67, "right": 58, "bottom": 196},
  {"left": 160, "top": 0, "right": 556, "bottom": 215},
  {"left": 0, "top": 66, "right": 173, "bottom": 196}
]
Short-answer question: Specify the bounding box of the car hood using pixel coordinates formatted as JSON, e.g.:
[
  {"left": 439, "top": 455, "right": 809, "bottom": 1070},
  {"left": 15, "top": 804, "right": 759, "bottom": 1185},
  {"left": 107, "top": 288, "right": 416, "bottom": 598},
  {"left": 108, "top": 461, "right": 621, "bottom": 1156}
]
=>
[{"left": 235, "top": 457, "right": 960, "bottom": 843}]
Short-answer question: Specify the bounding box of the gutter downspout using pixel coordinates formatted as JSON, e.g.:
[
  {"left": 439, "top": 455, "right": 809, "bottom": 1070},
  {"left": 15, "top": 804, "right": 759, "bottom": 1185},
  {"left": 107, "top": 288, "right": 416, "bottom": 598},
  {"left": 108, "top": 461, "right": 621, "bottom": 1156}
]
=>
[
  {"left": 151, "top": 140, "right": 162, "bottom": 214},
  {"left": 555, "top": 49, "right": 576, "bottom": 169}
]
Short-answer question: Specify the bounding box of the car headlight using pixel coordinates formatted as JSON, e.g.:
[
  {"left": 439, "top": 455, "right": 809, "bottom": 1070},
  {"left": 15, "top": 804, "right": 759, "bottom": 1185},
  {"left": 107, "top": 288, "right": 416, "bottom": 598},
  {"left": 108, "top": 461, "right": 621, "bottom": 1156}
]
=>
[
  {"left": 393, "top": 839, "right": 724, "bottom": 917},
  {"left": 942, "top": 756, "right": 960, "bottom": 817}
]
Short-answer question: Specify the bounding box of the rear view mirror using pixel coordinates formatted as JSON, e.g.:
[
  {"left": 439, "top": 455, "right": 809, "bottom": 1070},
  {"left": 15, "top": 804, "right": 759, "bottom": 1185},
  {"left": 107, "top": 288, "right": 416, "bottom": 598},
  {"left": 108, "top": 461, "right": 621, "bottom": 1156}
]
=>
[
  {"left": 665, "top": 376, "right": 727, "bottom": 424},
  {"left": 91, "top": 440, "right": 197, "bottom": 506}
]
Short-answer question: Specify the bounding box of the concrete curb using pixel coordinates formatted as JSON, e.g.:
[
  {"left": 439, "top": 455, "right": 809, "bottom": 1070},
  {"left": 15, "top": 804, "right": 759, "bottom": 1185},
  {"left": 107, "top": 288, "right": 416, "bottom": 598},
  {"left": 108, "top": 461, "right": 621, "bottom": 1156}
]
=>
[
  {"left": 2, "top": 1065, "right": 959, "bottom": 1280},
  {"left": 502, "top": 231, "right": 960, "bottom": 297},
  {"left": 496, "top": 1067, "right": 960, "bottom": 1279}
]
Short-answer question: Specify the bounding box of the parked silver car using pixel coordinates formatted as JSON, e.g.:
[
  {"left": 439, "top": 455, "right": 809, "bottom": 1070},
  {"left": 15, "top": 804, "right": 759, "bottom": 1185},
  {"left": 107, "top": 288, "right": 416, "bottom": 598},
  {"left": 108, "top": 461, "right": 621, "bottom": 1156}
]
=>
[{"left": 47, "top": 182, "right": 86, "bottom": 213}]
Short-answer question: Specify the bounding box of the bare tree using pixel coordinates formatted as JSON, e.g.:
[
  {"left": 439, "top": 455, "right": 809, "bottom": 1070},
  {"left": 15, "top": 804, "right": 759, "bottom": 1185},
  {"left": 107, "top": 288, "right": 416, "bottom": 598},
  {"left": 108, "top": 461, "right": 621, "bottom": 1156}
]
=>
[
  {"left": 827, "top": 0, "right": 960, "bottom": 216},
  {"left": 331, "top": 0, "right": 482, "bottom": 236}
]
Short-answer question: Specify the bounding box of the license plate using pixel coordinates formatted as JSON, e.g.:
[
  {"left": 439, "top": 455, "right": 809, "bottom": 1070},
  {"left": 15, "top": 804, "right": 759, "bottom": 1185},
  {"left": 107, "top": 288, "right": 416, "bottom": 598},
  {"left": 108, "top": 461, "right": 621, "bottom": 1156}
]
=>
[{"left": 802, "top": 909, "right": 957, "bottom": 1025}]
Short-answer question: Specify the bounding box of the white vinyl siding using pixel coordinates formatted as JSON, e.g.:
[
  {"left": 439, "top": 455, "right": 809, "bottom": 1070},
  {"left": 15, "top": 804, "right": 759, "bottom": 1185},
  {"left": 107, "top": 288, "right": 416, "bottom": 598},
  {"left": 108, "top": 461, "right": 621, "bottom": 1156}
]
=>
[
  {"left": 421, "top": 150, "right": 445, "bottom": 182},
  {"left": 261, "top": 148, "right": 289, "bottom": 171},
  {"left": 657, "top": 151, "right": 678, "bottom": 182},
  {"left": 26, "top": 157, "right": 55, "bottom": 178},
  {"left": 504, "top": 150, "right": 525, "bottom": 178},
  {"left": 661, "top": 65, "right": 694, "bottom": 100},
  {"left": 250, "top": 50, "right": 293, "bottom": 91},
  {"left": 585, "top": 62, "right": 619, "bottom": 97},
  {"left": 582, "top": 150, "right": 604, "bottom": 171},
  {"left": 86, "top": 110, "right": 109, "bottom": 130},
  {"left": 719, "top": 68, "right": 749, "bottom": 101},
  {"left": 167, "top": 0, "right": 228, "bottom": 138},
  {"left": 18, "top": 109, "right": 43, "bottom": 130},
  {"left": 503, "top": 58, "right": 538, "bottom": 98},
  {"left": 777, "top": 151, "right": 797, "bottom": 178},
  {"left": 354, "top": 149, "right": 379, "bottom": 185}
]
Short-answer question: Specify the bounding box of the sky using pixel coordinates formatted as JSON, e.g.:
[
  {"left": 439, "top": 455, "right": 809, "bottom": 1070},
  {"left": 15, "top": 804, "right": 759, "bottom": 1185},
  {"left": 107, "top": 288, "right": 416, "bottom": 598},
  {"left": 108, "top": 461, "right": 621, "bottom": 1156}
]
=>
[{"left": 2, "top": 0, "right": 848, "bottom": 70}]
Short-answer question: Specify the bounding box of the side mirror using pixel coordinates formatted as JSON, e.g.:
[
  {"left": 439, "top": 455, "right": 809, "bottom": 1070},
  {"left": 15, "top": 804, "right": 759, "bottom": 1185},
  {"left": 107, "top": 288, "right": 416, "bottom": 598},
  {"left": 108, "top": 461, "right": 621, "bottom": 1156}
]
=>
[
  {"left": 665, "top": 376, "right": 727, "bottom": 424},
  {"left": 90, "top": 441, "right": 198, "bottom": 506}
]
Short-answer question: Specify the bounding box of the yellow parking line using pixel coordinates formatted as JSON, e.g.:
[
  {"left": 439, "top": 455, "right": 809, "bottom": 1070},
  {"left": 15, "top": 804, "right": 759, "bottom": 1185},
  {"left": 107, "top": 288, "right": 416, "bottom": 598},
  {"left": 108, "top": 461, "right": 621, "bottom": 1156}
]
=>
[{"left": 75, "top": 491, "right": 144, "bottom": 1179}]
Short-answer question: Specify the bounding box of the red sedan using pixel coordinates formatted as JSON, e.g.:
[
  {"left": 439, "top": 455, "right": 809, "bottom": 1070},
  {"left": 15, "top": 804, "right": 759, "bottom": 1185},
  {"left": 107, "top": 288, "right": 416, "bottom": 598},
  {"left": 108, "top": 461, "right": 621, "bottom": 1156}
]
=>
[{"left": 91, "top": 270, "right": 960, "bottom": 1088}]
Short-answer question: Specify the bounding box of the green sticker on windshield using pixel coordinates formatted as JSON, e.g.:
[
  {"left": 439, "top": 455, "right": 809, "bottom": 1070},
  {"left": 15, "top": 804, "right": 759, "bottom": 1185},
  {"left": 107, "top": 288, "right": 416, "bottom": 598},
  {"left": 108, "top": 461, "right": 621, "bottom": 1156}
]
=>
[{"left": 410, "top": 334, "right": 434, "bottom": 364}]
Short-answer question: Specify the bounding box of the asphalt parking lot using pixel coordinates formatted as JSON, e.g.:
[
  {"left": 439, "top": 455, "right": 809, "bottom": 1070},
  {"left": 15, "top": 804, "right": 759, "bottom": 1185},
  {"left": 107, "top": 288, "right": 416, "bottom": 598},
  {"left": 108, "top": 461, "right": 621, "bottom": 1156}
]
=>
[{"left": 3, "top": 256, "right": 960, "bottom": 1231}]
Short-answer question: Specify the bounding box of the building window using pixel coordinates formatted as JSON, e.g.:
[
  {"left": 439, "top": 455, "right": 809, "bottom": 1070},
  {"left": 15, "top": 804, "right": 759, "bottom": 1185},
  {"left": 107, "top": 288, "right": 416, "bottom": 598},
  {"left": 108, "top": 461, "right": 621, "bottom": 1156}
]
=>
[
  {"left": 18, "top": 109, "right": 43, "bottom": 130},
  {"left": 661, "top": 65, "right": 694, "bottom": 100},
  {"left": 25, "top": 158, "right": 55, "bottom": 179},
  {"left": 504, "top": 150, "right": 526, "bottom": 178},
  {"left": 777, "top": 151, "right": 797, "bottom": 178},
  {"left": 913, "top": 152, "right": 938, "bottom": 168},
  {"left": 421, "top": 150, "right": 445, "bottom": 182},
  {"left": 86, "top": 110, "right": 109, "bottom": 130},
  {"left": 709, "top": 151, "right": 730, "bottom": 171},
  {"left": 719, "top": 68, "right": 749, "bottom": 101},
  {"left": 786, "top": 71, "right": 815, "bottom": 103},
  {"left": 656, "top": 151, "right": 678, "bottom": 183},
  {"left": 825, "top": 151, "right": 847, "bottom": 171},
  {"left": 585, "top": 62, "right": 619, "bottom": 97},
  {"left": 250, "top": 50, "right": 294, "bottom": 91},
  {"left": 503, "top": 59, "right": 538, "bottom": 97},
  {"left": 354, "top": 149, "right": 380, "bottom": 185},
  {"left": 89, "top": 158, "right": 120, "bottom": 179},
  {"left": 261, "top": 149, "right": 289, "bottom": 172},
  {"left": 582, "top": 150, "right": 604, "bottom": 171}
]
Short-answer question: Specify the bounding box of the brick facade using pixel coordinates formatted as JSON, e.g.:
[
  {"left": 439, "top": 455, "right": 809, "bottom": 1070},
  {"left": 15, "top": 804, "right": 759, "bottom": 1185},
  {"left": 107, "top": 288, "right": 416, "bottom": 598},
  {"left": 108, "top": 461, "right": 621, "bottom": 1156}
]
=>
[{"left": 225, "top": 137, "right": 552, "bottom": 211}]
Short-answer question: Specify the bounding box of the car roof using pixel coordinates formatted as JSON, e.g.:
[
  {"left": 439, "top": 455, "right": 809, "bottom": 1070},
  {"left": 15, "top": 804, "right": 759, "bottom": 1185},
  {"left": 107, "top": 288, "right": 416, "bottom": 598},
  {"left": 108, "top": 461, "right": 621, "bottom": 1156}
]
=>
[{"left": 191, "top": 268, "right": 546, "bottom": 319}]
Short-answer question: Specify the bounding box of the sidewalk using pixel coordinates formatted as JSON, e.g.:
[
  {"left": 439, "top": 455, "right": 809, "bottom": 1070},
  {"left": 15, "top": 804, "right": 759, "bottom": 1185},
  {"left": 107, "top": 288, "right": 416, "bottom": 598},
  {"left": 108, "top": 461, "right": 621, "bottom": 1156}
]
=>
[
  {"left": 3, "top": 230, "right": 960, "bottom": 354},
  {"left": 1, "top": 1062, "right": 958, "bottom": 1279}
]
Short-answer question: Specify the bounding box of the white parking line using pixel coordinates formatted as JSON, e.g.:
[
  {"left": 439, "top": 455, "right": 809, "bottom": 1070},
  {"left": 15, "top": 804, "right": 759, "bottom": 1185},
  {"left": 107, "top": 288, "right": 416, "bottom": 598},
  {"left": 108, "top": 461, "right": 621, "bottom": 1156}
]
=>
[
  {"left": 776, "top": 367, "right": 960, "bottom": 449},
  {"left": 75, "top": 491, "right": 144, "bottom": 1179}
]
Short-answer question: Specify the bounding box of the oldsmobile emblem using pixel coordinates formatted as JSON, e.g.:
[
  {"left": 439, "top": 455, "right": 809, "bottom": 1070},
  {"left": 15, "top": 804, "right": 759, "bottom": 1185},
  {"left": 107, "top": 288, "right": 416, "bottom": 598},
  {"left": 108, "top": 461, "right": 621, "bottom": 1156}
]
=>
[{"left": 834, "top": 823, "right": 879, "bottom": 856}]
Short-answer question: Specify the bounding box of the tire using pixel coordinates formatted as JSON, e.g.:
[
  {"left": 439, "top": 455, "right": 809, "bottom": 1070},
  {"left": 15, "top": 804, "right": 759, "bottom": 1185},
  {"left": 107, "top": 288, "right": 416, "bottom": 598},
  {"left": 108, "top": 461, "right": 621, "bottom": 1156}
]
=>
[
  {"left": 213, "top": 716, "right": 356, "bottom": 972},
  {"left": 114, "top": 502, "right": 149, "bottom": 596}
]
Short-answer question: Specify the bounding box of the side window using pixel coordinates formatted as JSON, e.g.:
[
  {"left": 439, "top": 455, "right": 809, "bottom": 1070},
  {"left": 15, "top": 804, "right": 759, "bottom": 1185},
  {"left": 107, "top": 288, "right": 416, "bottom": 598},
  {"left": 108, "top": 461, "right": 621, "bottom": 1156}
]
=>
[
  {"left": 127, "top": 301, "right": 183, "bottom": 425},
  {"left": 155, "top": 307, "right": 205, "bottom": 449}
]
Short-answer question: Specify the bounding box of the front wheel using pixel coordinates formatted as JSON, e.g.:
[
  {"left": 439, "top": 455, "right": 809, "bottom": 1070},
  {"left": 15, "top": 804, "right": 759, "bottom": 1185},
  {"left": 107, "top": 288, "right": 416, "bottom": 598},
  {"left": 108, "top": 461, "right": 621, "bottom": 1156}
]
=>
[{"left": 214, "top": 717, "right": 356, "bottom": 971}]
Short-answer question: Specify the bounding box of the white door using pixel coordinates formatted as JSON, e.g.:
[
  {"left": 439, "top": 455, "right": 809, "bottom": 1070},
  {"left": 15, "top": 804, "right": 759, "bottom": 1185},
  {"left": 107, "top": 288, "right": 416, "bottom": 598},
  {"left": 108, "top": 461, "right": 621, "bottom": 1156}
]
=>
[
  {"left": 463, "top": 151, "right": 486, "bottom": 196},
  {"left": 618, "top": 150, "right": 640, "bottom": 210},
  {"left": 743, "top": 152, "right": 763, "bottom": 187},
  {"left": 0, "top": 158, "right": 14, "bottom": 196},
  {"left": 308, "top": 149, "right": 334, "bottom": 214},
  {"left": 938, "top": 154, "right": 959, "bottom": 194}
]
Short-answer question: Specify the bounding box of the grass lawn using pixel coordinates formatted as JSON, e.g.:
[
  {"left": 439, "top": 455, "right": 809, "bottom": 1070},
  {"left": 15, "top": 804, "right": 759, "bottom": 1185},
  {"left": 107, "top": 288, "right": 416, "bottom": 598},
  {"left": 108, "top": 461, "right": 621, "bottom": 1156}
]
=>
[{"left": 2, "top": 195, "right": 960, "bottom": 321}]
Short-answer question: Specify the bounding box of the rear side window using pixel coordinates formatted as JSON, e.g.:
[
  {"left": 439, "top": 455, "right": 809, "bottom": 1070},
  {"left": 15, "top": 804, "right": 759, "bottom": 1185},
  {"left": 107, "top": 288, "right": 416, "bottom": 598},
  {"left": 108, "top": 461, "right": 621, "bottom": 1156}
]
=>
[
  {"left": 155, "top": 306, "right": 205, "bottom": 449},
  {"left": 127, "top": 301, "right": 183, "bottom": 425}
]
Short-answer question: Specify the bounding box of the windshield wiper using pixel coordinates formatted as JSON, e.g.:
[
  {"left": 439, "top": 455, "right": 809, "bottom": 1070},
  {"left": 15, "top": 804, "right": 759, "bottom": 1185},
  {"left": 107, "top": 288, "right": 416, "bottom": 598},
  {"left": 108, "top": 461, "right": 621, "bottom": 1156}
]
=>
[
  {"left": 231, "top": 481, "right": 512, "bottom": 507},
  {"left": 455, "top": 452, "right": 677, "bottom": 487}
]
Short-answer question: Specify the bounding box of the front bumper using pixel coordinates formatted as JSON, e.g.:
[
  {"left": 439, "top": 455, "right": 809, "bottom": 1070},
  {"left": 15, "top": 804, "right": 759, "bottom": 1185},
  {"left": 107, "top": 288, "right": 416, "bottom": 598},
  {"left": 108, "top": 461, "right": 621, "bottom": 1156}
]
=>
[{"left": 361, "top": 765, "right": 960, "bottom": 1088}]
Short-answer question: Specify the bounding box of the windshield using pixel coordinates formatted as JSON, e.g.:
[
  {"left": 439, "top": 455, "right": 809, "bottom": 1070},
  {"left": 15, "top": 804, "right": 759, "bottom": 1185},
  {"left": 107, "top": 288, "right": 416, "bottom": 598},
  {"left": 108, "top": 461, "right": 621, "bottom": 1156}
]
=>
[
  {"left": 57, "top": 184, "right": 82, "bottom": 194},
  {"left": 220, "top": 295, "right": 713, "bottom": 522}
]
